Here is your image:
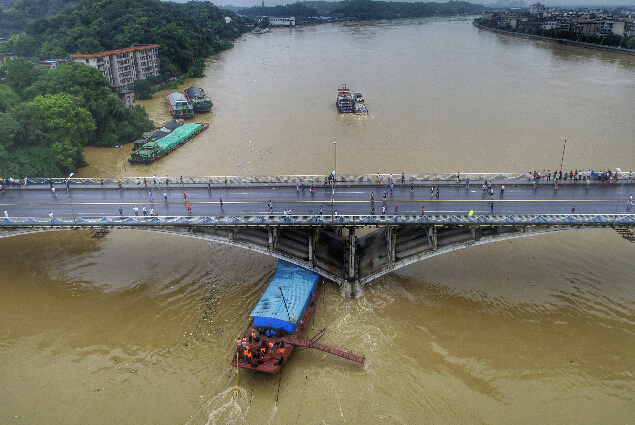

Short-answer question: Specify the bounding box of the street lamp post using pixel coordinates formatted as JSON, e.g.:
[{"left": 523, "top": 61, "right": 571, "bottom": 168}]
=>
[
  {"left": 331, "top": 142, "right": 337, "bottom": 226},
  {"left": 66, "top": 172, "right": 76, "bottom": 226}
]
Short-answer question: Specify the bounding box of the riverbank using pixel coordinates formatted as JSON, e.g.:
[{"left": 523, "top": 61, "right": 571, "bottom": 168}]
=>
[{"left": 473, "top": 21, "right": 635, "bottom": 56}]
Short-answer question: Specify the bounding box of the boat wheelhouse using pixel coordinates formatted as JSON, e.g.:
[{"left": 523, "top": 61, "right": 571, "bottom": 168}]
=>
[
  {"left": 166, "top": 92, "right": 195, "bottom": 119},
  {"left": 184, "top": 87, "right": 213, "bottom": 113}
]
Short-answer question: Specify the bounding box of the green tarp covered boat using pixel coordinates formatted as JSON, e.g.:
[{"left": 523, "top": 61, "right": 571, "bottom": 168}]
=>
[{"left": 128, "top": 122, "right": 209, "bottom": 164}]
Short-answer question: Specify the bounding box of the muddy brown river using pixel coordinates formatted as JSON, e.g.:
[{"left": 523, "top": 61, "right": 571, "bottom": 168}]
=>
[{"left": 2, "top": 18, "right": 634, "bottom": 424}]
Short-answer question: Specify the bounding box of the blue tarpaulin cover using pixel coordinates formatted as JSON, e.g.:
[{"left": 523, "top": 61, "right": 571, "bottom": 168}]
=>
[{"left": 251, "top": 261, "right": 319, "bottom": 332}]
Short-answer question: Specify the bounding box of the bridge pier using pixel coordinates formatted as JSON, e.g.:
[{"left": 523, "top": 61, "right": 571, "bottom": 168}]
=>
[{"left": 340, "top": 280, "right": 363, "bottom": 299}]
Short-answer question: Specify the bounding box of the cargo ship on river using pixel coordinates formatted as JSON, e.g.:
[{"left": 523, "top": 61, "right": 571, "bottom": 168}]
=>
[
  {"left": 231, "top": 261, "right": 365, "bottom": 374},
  {"left": 166, "top": 92, "right": 195, "bottom": 119},
  {"left": 128, "top": 122, "right": 209, "bottom": 164},
  {"left": 184, "top": 87, "right": 213, "bottom": 113},
  {"left": 336, "top": 84, "right": 354, "bottom": 113},
  {"left": 131, "top": 119, "right": 183, "bottom": 151}
]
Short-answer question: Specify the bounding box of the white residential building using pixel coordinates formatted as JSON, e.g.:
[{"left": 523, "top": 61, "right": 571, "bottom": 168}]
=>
[{"left": 71, "top": 44, "right": 160, "bottom": 91}]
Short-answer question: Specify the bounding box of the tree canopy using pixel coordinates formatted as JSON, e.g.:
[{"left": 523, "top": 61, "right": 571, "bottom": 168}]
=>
[
  {"left": 0, "top": 0, "right": 247, "bottom": 75},
  {"left": 0, "top": 60, "right": 154, "bottom": 177}
]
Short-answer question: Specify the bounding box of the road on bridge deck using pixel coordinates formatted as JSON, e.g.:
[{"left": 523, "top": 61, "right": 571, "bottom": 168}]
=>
[{"left": 1, "top": 180, "right": 634, "bottom": 219}]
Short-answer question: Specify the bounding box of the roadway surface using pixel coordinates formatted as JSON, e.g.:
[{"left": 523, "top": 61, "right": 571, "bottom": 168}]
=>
[{"left": 1, "top": 179, "right": 634, "bottom": 219}]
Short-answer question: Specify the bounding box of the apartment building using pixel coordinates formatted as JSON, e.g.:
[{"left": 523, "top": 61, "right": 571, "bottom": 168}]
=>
[{"left": 71, "top": 44, "right": 160, "bottom": 91}]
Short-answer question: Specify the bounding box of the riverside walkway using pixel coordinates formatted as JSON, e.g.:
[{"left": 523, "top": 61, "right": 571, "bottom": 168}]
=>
[{"left": 2, "top": 173, "right": 634, "bottom": 295}]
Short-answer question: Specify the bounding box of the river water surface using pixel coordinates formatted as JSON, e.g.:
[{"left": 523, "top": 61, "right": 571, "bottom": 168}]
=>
[{"left": 2, "top": 18, "right": 635, "bottom": 424}]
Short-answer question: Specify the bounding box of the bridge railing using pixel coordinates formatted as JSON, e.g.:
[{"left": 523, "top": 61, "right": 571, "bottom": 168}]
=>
[
  {"left": 15, "top": 172, "right": 633, "bottom": 187},
  {"left": 2, "top": 214, "right": 635, "bottom": 228}
]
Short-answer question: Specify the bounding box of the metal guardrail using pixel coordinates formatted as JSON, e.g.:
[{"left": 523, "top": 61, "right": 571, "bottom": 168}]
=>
[
  {"left": 8, "top": 171, "right": 634, "bottom": 188},
  {"left": 1, "top": 214, "right": 634, "bottom": 227}
]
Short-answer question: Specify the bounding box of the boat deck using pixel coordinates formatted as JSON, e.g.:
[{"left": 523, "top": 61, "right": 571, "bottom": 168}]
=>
[{"left": 231, "top": 279, "right": 324, "bottom": 374}]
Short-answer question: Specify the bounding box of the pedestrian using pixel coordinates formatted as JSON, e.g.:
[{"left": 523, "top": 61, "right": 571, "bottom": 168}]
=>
[
  {"left": 133, "top": 206, "right": 138, "bottom": 216},
  {"left": 389, "top": 174, "right": 393, "bottom": 184},
  {"left": 301, "top": 180, "right": 305, "bottom": 191},
  {"left": 382, "top": 205, "right": 386, "bottom": 215},
  {"left": 431, "top": 186, "right": 434, "bottom": 196},
  {"left": 383, "top": 191, "right": 387, "bottom": 200},
  {"left": 410, "top": 183, "right": 414, "bottom": 193},
  {"left": 163, "top": 192, "right": 167, "bottom": 202},
  {"left": 219, "top": 197, "right": 223, "bottom": 207},
  {"left": 500, "top": 185, "right": 505, "bottom": 196},
  {"left": 371, "top": 207, "right": 375, "bottom": 215},
  {"left": 48, "top": 212, "right": 53, "bottom": 218},
  {"left": 51, "top": 187, "right": 56, "bottom": 196},
  {"left": 370, "top": 192, "right": 374, "bottom": 202},
  {"left": 149, "top": 190, "right": 152, "bottom": 201},
  {"left": 571, "top": 205, "right": 576, "bottom": 213},
  {"left": 457, "top": 172, "right": 460, "bottom": 183},
  {"left": 165, "top": 176, "right": 169, "bottom": 186},
  {"left": 390, "top": 182, "right": 393, "bottom": 194},
  {"left": 296, "top": 183, "right": 299, "bottom": 192},
  {"left": 421, "top": 206, "right": 425, "bottom": 215},
  {"left": 436, "top": 188, "right": 439, "bottom": 197},
  {"left": 401, "top": 173, "right": 405, "bottom": 184},
  {"left": 118, "top": 207, "right": 123, "bottom": 216},
  {"left": 49, "top": 178, "right": 53, "bottom": 188},
  {"left": 149, "top": 207, "right": 154, "bottom": 216},
  {"left": 137, "top": 178, "right": 141, "bottom": 186},
  {"left": 469, "top": 209, "right": 474, "bottom": 218},
  {"left": 395, "top": 204, "right": 398, "bottom": 214},
  {"left": 377, "top": 173, "right": 381, "bottom": 184},
  {"left": 153, "top": 174, "right": 157, "bottom": 185},
  {"left": 183, "top": 192, "right": 187, "bottom": 201},
  {"left": 629, "top": 194, "right": 633, "bottom": 206},
  {"left": 118, "top": 182, "right": 123, "bottom": 191},
  {"left": 3, "top": 209, "right": 8, "bottom": 218},
  {"left": 143, "top": 206, "right": 147, "bottom": 216},
  {"left": 186, "top": 203, "right": 191, "bottom": 213},
  {"left": 490, "top": 202, "right": 494, "bottom": 214},
  {"left": 466, "top": 178, "right": 470, "bottom": 188},
  {"left": 143, "top": 178, "right": 147, "bottom": 187},
  {"left": 319, "top": 205, "right": 323, "bottom": 215},
  {"left": 207, "top": 182, "right": 211, "bottom": 192},
  {"left": 269, "top": 200, "right": 273, "bottom": 212},
  {"left": 180, "top": 176, "right": 184, "bottom": 186},
  {"left": 100, "top": 179, "right": 104, "bottom": 187}
]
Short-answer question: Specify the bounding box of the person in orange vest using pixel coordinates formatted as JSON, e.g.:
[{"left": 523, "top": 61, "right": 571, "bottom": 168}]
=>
[
  {"left": 236, "top": 339, "right": 242, "bottom": 353},
  {"left": 260, "top": 347, "right": 266, "bottom": 359},
  {"left": 246, "top": 348, "right": 252, "bottom": 362},
  {"left": 268, "top": 341, "right": 273, "bottom": 354}
]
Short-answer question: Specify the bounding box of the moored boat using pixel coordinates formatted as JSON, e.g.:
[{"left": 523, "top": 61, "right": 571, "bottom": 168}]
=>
[
  {"left": 128, "top": 122, "right": 209, "bottom": 164},
  {"left": 354, "top": 102, "right": 368, "bottom": 114},
  {"left": 132, "top": 119, "right": 184, "bottom": 151},
  {"left": 184, "top": 87, "right": 213, "bottom": 113},
  {"left": 166, "top": 92, "right": 195, "bottom": 119},
  {"left": 231, "top": 261, "right": 364, "bottom": 374},
  {"left": 336, "top": 84, "right": 354, "bottom": 113}
]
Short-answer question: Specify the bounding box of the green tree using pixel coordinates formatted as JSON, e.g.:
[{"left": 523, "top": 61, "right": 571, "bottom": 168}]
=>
[
  {"left": 25, "top": 61, "right": 153, "bottom": 146},
  {"left": 133, "top": 78, "right": 152, "bottom": 100},
  {"left": 0, "top": 84, "right": 20, "bottom": 113},
  {"left": 0, "top": 58, "right": 42, "bottom": 95},
  {"left": 0, "top": 111, "right": 21, "bottom": 150},
  {"left": 12, "top": 93, "right": 94, "bottom": 172}
]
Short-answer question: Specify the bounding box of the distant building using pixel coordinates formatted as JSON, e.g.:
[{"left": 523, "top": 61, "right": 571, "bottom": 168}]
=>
[
  {"left": 71, "top": 44, "right": 160, "bottom": 91},
  {"left": 269, "top": 17, "right": 295, "bottom": 26},
  {"left": 0, "top": 52, "right": 16, "bottom": 64}
]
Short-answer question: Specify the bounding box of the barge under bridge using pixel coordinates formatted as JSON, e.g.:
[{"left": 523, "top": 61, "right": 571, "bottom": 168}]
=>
[{"left": 2, "top": 213, "right": 633, "bottom": 297}]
